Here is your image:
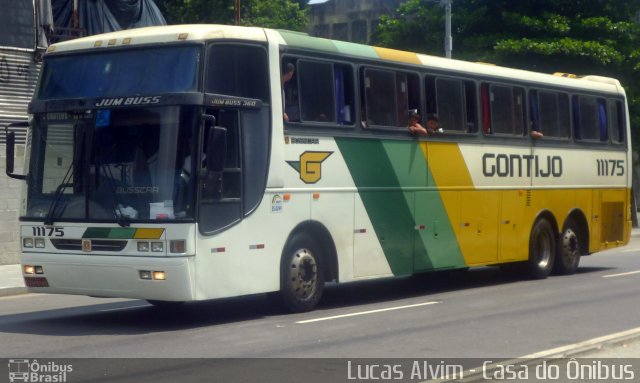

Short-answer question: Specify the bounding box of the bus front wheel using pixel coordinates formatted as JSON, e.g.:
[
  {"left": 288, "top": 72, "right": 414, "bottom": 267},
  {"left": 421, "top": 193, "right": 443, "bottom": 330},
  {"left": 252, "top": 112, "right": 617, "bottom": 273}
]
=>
[
  {"left": 554, "top": 219, "right": 581, "bottom": 275},
  {"left": 527, "top": 218, "right": 556, "bottom": 279},
  {"left": 279, "top": 233, "right": 325, "bottom": 313}
]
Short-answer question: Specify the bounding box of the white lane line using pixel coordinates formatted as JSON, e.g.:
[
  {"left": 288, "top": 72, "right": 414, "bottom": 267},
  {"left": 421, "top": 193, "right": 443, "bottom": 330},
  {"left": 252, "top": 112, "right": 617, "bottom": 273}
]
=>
[
  {"left": 521, "top": 326, "right": 640, "bottom": 358},
  {"left": 602, "top": 270, "right": 640, "bottom": 278},
  {"left": 295, "top": 301, "right": 441, "bottom": 324},
  {"left": 621, "top": 248, "right": 640, "bottom": 253},
  {"left": 100, "top": 304, "right": 150, "bottom": 312}
]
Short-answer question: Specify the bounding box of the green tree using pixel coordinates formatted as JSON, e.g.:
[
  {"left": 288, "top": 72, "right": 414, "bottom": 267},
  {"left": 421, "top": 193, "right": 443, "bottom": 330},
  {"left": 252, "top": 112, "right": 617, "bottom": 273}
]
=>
[
  {"left": 155, "top": 0, "right": 308, "bottom": 31},
  {"left": 376, "top": 0, "right": 640, "bottom": 147}
]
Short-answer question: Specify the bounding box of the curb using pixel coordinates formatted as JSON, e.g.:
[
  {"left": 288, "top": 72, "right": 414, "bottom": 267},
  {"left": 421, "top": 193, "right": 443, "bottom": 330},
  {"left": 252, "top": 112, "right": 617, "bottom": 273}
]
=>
[{"left": 0, "top": 286, "right": 28, "bottom": 298}]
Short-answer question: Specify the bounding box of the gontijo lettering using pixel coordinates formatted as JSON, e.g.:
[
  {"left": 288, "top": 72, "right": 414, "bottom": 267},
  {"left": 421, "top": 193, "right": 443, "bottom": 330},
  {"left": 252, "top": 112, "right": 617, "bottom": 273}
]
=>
[{"left": 482, "top": 153, "right": 562, "bottom": 178}]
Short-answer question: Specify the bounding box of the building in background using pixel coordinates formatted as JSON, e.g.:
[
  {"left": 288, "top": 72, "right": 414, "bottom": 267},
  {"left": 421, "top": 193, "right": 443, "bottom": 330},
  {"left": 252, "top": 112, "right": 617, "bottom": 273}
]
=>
[{"left": 307, "top": 0, "right": 402, "bottom": 44}]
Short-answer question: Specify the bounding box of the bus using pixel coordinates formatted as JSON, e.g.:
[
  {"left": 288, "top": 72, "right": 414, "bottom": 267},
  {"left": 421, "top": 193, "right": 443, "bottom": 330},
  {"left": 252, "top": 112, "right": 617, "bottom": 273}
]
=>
[{"left": 6, "top": 24, "right": 631, "bottom": 312}]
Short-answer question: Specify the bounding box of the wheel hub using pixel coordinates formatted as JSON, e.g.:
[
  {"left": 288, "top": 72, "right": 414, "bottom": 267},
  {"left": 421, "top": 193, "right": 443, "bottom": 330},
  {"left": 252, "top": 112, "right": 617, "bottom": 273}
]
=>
[
  {"left": 562, "top": 229, "right": 579, "bottom": 260},
  {"left": 289, "top": 249, "right": 318, "bottom": 300}
]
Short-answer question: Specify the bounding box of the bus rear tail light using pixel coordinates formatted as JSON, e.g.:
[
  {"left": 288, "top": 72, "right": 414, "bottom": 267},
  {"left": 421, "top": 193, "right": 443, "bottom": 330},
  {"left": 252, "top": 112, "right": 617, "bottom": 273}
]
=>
[{"left": 170, "top": 240, "right": 186, "bottom": 253}]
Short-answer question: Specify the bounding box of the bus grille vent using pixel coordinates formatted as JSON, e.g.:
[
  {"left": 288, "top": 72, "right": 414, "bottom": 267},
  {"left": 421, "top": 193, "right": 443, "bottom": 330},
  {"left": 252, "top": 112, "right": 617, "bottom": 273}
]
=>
[
  {"left": 50, "top": 239, "right": 127, "bottom": 252},
  {"left": 526, "top": 190, "right": 532, "bottom": 206}
]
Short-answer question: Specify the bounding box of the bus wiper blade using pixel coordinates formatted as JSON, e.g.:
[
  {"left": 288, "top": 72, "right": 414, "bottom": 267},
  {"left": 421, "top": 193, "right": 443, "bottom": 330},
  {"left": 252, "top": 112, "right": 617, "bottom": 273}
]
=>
[{"left": 44, "top": 168, "right": 74, "bottom": 226}]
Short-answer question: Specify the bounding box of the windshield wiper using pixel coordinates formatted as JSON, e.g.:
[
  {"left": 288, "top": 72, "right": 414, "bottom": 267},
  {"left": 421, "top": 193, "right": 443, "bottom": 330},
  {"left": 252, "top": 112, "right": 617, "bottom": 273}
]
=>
[
  {"left": 43, "top": 165, "right": 74, "bottom": 226},
  {"left": 44, "top": 122, "right": 90, "bottom": 225}
]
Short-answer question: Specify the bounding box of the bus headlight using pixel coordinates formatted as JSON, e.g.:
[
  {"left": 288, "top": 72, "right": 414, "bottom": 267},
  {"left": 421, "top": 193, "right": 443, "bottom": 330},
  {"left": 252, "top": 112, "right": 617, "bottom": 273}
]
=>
[
  {"left": 23, "top": 238, "right": 34, "bottom": 248},
  {"left": 35, "top": 238, "right": 46, "bottom": 248},
  {"left": 151, "top": 242, "right": 164, "bottom": 252},
  {"left": 137, "top": 242, "right": 150, "bottom": 252}
]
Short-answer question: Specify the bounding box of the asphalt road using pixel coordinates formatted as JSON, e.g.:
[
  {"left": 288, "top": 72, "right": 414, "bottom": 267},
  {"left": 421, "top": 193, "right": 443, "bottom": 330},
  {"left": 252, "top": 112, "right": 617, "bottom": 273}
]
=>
[{"left": 1, "top": 239, "right": 639, "bottom": 381}]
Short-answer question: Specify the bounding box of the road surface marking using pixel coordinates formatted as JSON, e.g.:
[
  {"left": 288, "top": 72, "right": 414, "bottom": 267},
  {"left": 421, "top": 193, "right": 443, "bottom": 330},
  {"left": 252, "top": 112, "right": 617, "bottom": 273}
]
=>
[
  {"left": 621, "top": 248, "right": 640, "bottom": 253},
  {"left": 602, "top": 270, "right": 640, "bottom": 278},
  {"left": 295, "top": 301, "right": 441, "bottom": 324},
  {"left": 521, "top": 326, "right": 640, "bottom": 358}
]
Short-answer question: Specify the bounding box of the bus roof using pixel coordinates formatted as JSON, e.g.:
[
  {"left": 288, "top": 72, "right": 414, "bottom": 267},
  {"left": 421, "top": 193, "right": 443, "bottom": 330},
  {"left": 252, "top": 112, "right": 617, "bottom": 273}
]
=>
[{"left": 46, "top": 24, "right": 623, "bottom": 96}]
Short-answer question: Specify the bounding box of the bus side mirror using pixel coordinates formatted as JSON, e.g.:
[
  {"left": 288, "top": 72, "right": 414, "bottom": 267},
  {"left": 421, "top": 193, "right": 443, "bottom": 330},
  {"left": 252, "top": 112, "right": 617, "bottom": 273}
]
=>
[
  {"left": 5, "top": 123, "right": 27, "bottom": 180},
  {"left": 206, "top": 126, "right": 227, "bottom": 173}
]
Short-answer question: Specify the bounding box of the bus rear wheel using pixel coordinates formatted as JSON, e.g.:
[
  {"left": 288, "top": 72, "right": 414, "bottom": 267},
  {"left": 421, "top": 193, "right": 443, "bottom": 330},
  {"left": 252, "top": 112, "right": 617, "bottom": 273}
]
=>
[
  {"left": 279, "top": 233, "right": 324, "bottom": 313},
  {"left": 527, "top": 218, "right": 556, "bottom": 279},
  {"left": 554, "top": 220, "right": 581, "bottom": 275}
]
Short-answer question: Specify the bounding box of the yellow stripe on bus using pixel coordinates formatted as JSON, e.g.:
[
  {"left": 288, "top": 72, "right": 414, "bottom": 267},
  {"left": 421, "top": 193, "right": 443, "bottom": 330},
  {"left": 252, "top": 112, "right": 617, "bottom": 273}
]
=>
[
  {"left": 133, "top": 228, "right": 165, "bottom": 239},
  {"left": 374, "top": 47, "right": 422, "bottom": 65}
]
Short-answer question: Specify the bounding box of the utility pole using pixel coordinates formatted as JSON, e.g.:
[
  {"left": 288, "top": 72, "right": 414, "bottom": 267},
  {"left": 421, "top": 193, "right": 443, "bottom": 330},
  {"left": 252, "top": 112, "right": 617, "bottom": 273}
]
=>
[
  {"left": 234, "top": 0, "right": 241, "bottom": 26},
  {"left": 441, "top": 0, "right": 452, "bottom": 58}
]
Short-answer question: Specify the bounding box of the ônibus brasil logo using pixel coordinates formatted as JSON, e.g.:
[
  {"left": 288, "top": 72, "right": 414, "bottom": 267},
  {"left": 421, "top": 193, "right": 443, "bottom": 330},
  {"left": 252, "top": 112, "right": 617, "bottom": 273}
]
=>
[{"left": 8, "top": 359, "right": 73, "bottom": 382}]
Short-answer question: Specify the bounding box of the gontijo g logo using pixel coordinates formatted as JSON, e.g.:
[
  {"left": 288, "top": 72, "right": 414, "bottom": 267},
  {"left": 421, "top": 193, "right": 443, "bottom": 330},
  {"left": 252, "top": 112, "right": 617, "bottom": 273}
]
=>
[
  {"left": 8, "top": 359, "right": 73, "bottom": 382},
  {"left": 287, "top": 151, "right": 333, "bottom": 184}
]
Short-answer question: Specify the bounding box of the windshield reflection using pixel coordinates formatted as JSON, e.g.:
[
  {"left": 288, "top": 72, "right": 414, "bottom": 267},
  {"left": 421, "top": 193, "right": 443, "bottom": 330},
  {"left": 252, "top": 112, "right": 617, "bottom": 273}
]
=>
[{"left": 25, "top": 106, "right": 198, "bottom": 223}]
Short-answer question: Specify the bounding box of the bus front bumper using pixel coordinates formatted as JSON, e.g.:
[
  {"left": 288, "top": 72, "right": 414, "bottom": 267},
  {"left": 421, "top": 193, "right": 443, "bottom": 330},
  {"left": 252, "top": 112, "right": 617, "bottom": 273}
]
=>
[{"left": 20, "top": 253, "right": 196, "bottom": 302}]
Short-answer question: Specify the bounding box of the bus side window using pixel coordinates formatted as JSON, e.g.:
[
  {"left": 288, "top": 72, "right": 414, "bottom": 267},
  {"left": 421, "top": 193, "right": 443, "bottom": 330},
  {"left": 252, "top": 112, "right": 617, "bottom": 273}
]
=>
[
  {"left": 574, "top": 95, "right": 607, "bottom": 142},
  {"left": 536, "top": 91, "right": 570, "bottom": 139},
  {"left": 206, "top": 44, "right": 269, "bottom": 102},
  {"left": 484, "top": 83, "right": 525, "bottom": 136},
  {"left": 426, "top": 76, "right": 476, "bottom": 134},
  {"left": 363, "top": 68, "right": 397, "bottom": 127},
  {"left": 608, "top": 99, "right": 625, "bottom": 144}
]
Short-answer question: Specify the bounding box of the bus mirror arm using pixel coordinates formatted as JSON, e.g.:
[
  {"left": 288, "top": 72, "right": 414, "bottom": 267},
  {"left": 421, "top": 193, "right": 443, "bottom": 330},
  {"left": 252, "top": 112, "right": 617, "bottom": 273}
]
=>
[
  {"left": 5, "top": 124, "right": 28, "bottom": 180},
  {"left": 206, "top": 126, "right": 227, "bottom": 173}
]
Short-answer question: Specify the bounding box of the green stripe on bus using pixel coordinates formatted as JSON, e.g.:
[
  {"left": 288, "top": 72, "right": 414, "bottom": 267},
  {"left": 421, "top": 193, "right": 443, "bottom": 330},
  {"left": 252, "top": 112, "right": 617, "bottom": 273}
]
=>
[
  {"left": 333, "top": 40, "right": 380, "bottom": 59},
  {"left": 335, "top": 138, "right": 466, "bottom": 274},
  {"left": 278, "top": 30, "right": 339, "bottom": 53},
  {"left": 108, "top": 228, "right": 137, "bottom": 239},
  {"left": 82, "top": 227, "right": 137, "bottom": 239}
]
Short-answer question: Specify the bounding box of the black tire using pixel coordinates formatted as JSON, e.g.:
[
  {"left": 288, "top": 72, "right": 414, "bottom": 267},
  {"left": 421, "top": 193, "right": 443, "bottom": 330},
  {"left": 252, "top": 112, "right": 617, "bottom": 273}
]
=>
[
  {"left": 527, "top": 218, "right": 556, "bottom": 279},
  {"left": 554, "top": 219, "right": 581, "bottom": 275},
  {"left": 279, "top": 233, "right": 325, "bottom": 313}
]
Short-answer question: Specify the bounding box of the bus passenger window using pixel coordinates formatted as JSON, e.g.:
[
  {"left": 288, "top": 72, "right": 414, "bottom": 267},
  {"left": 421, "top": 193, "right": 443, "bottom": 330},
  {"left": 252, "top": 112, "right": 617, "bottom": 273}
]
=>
[
  {"left": 436, "top": 78, "right": 465, "bottom": 132},
  {"left": 363, "top": 69, "right": 396, "bottom": 127},
  {"left": 538, "top": 91, "right": 570, "bottom": 138},
  {"left": 575, "top": 95, "right": 607, "bottom": 141},
  {"left": 299, "top": 60, "right": 335, "bottom": 123},
  {"left": 608, "top": 99, "right": 625, "bottom": 144},
  {"left": 486, "top": 84, "right": 525, "bottom": 136},
  {"left": 427, "top": 76, "right": 476, "bottom": 133}
]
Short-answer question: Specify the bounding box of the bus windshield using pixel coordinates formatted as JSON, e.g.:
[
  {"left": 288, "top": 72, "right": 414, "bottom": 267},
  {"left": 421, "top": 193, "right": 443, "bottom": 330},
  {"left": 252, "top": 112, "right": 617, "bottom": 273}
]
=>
[
  {"left": 36, "top": 46, "right": 200, "bottom": 99},
  {"left": 24, "top": 106, "right": 199, "bottom": 223}
]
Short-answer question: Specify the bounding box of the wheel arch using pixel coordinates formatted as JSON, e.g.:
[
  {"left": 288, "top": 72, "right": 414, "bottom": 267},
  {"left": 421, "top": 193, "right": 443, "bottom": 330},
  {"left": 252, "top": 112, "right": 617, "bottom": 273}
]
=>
[
  {"left": 534, "top": 209, "right": 559, "bottom": 236},
  {"left": 284, "top": 220, "right": 339, "bottom": 283},
  {"left": 563, "top": 208, "right": 590, "bottom": 255}
]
